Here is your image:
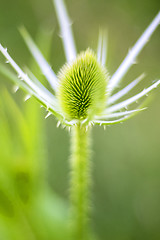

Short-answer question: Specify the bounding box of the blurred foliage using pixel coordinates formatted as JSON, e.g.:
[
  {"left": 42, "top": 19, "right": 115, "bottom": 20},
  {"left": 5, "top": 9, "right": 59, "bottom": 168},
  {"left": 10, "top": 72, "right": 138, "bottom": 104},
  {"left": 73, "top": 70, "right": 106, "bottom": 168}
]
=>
[
  {"left": 0, "top": 90, "right": 68, "bottom": 240},
  {"left": 0, "top": 0, "right": 160, "bottom": 240},
  {"left": 0, "top": 26, "right": 69, "bottom": 240}
]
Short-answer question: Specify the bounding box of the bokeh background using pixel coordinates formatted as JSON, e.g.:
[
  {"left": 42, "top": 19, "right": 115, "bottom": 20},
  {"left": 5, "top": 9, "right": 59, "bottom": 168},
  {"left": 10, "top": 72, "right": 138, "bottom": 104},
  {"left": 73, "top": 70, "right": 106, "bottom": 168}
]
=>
[{"left": 0, "top": 0, "right": 160, "bottom": 239}]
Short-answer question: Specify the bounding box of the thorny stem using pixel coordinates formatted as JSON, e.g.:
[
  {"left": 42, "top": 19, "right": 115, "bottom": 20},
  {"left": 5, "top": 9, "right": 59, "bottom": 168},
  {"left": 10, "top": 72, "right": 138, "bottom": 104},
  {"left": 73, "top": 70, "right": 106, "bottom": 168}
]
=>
[{"left": 70, "top": 124, "right": 91, "bottom": 240}]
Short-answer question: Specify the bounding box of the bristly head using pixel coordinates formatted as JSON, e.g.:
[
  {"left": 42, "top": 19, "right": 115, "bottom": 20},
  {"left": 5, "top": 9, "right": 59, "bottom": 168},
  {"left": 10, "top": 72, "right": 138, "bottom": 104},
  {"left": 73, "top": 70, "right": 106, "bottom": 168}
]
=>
[
  {"left": 0, "top": 0, "right": 159, "bottom": 128},
  {"left": 57, "top": 49, "right": 108, "bottom": 121}
]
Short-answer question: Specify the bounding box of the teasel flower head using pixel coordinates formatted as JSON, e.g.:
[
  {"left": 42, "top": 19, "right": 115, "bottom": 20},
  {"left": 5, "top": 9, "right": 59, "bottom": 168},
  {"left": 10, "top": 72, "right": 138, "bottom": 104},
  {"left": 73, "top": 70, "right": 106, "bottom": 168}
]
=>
[{"left": 0, "top": 0, "right": 160, "bottom": 129}]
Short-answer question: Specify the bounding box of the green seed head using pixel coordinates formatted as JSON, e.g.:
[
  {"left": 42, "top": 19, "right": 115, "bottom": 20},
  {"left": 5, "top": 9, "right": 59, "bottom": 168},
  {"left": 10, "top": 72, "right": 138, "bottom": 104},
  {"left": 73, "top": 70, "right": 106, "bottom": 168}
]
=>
[{"left": 57, "top": 49, "right": 108, "bottom": 121}]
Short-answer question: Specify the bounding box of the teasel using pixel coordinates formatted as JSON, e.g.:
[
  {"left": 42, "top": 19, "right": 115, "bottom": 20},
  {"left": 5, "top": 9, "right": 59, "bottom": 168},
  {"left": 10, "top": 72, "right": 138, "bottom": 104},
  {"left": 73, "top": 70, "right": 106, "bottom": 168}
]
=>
[{"left": 0, "top": 0, "right": 160, "bottom": 239}]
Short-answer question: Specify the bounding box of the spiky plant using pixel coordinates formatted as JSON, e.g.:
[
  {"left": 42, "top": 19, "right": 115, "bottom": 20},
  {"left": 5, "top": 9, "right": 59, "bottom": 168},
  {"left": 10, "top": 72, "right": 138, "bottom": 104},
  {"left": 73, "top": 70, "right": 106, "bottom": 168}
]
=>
[{"left": 0, "top": 0, "right": 160, "bottom": 239}]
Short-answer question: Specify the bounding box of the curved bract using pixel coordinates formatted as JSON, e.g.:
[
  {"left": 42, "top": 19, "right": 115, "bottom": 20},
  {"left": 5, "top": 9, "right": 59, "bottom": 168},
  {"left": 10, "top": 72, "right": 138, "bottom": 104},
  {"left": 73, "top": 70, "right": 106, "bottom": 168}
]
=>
[
  {"left": 0, "top": 1, "right": 159, "bottom": 240},
  {"left": 0, "top": 0, "right": 159, "bottom": 128}
]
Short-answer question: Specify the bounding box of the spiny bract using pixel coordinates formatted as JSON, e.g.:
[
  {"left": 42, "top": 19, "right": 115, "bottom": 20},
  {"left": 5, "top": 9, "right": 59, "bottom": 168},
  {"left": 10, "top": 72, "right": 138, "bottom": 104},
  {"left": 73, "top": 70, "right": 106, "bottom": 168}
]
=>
[
  {"left": 0, "top": 0, "right": 159, "bottom": 128},
  {"left": 57, "top": 49, "right": 108, "bottom": 121}
]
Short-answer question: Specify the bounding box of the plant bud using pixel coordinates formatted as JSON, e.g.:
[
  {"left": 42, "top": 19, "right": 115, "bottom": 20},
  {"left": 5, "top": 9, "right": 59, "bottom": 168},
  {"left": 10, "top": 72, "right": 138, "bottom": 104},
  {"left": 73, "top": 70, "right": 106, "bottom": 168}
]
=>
[{"left": 57, "top": 49, "right": 108, "bottom": 121}]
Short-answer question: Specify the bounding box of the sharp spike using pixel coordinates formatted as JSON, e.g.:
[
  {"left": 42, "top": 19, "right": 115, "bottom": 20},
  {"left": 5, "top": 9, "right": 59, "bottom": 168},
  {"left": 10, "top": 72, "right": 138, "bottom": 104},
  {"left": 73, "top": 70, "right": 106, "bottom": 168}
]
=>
[
  {"left": 108, "top": 12, "right": 160, "bottom": 93},
  {"left": 53, "top": 0, "right": 77, "bottom": 62},
  {"left": 19, "top": 26, "right": 58, "bottom": 91},
  {"left": 18, "top": 74, "right": 22, "bottom": 79},
  {"left": 107, "top": 80, "right": 160, "bottom": 113},
  {"left": 57, "top": 121, "right": 61, "bottom": 127},
  {"left": 24, "top": 94, "right": 31, "bottom": 101},
  {"left": 45, "top": 112, "right": 52, "bottom": 119},
  {"left": 12, "top": 85, "right": 19, "bottom": 93},
  {"left": 108, "top": 73, "right": 146, "bottom": 105},
  {"left": 97, "top": 108, "right": 146, "bottom": 120}
]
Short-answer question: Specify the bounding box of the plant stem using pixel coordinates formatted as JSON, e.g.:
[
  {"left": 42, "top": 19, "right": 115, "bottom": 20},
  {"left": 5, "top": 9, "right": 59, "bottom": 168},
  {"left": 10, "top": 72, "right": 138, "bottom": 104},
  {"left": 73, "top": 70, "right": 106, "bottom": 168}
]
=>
[{"left": 70, "top": 124, "right": 91, "bottom": 240}]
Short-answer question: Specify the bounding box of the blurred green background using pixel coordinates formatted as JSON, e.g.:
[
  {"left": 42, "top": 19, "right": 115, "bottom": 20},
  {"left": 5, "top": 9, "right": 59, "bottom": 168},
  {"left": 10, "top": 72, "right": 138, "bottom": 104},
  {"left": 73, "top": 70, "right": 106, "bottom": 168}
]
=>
[{"left": 0, "top": 0, "right": 160, "bottom": 239}]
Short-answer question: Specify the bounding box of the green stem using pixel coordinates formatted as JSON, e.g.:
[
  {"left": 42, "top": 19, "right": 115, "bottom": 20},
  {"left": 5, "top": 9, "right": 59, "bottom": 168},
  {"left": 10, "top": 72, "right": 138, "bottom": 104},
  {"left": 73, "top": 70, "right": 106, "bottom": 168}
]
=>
[{"left": 70, "top": 124, "right": 91, "bottom": 240}]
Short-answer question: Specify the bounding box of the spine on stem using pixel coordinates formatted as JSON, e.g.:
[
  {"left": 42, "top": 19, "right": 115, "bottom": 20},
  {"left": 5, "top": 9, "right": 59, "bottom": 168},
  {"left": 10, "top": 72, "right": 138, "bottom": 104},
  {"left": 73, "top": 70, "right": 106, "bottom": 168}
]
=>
[{"left": 70, "top": 124, "right": 91, "bottom": 240}]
